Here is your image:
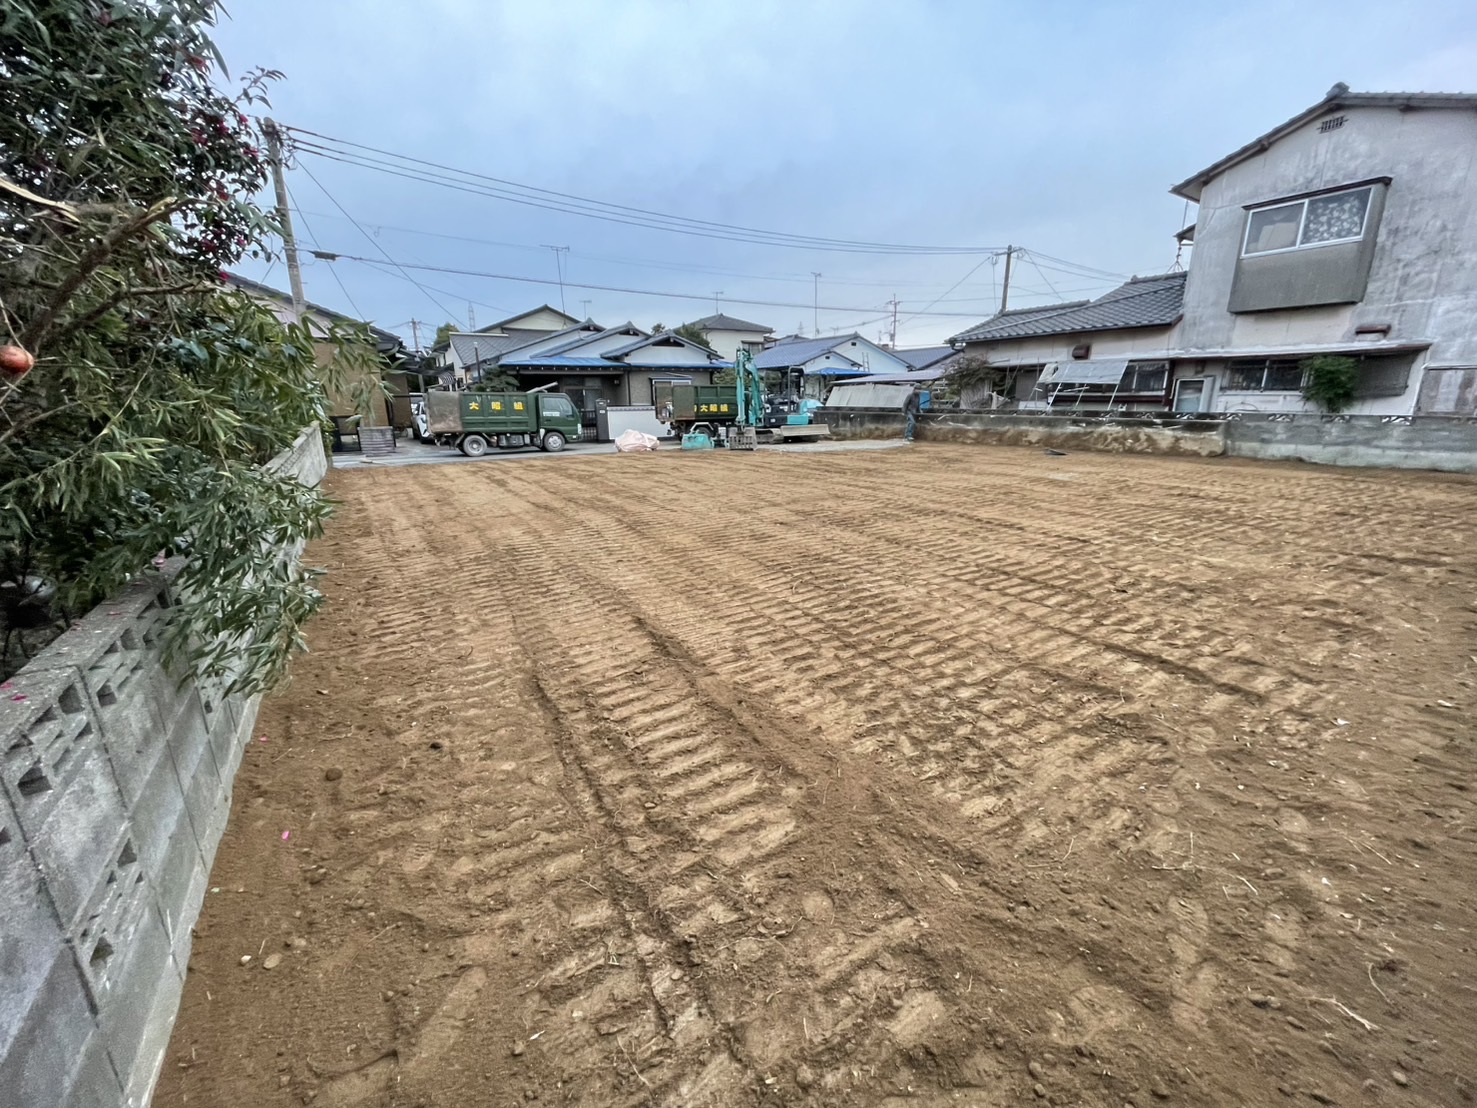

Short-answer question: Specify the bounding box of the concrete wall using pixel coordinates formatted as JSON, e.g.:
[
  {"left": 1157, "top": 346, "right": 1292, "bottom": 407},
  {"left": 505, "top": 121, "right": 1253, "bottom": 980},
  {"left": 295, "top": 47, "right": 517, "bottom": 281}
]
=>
[
  {"left": 818, "top": 408, "right": 1228, "bottom": 457},
  {"left": 818, "top": 407, "right": 1477, "bottom": 473},
  {"left": 0, "top": 424, "right": 328, "bottom": 1107},
  {"left": 1222, "top": 413, "right": 1477, "bottom": 473}
]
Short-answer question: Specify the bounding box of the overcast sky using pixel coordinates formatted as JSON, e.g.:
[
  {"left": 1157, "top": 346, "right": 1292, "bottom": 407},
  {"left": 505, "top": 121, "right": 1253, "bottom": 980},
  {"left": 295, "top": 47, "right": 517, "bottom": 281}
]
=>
[{"left": 213, "top": 0, "right": 1477, "bottom": 349}]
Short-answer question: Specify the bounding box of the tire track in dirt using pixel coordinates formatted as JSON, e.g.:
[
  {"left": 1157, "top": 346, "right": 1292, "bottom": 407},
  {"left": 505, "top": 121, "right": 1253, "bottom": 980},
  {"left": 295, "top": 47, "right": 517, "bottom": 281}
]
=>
[{"left": 161, "top": 451, "right": 1477, "bottom": 1108}]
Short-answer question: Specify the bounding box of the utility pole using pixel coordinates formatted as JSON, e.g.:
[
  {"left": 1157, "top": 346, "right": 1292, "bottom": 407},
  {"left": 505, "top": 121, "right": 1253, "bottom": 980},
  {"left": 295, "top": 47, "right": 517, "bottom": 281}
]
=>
[
  {"left": 888, "top": 296, "right": 900, "bottom": 348},
  {"left": 580, "top": 299, "right": 592, "bottom": 318},
  {"left": 467, "top": 303, "right": 475, "bottom": 329},
  {"left": 542, "top": 245, "right": 570, "bottom": 313},
  {"left": 262, "top": 119, "right": 305, "bottom": 317},
  {"left": 713, "top": 291, "right": 724, "bottom": 315},
  {"left": 811, "top": 272, "right": 822, "bottom": 335},
  {"left": 410, "top": 318, "right": 422, "bottom": 353},
  {"left": 999, "top": 245, "right": 1016, "bottom": 314}
]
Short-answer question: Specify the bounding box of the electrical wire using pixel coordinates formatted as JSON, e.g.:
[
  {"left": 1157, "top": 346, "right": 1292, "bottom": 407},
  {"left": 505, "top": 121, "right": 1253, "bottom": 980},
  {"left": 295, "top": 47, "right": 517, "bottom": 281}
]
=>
[
  {"left": 295, "top": 160, "right": 464, "bottom": 326},
  {"left": 286, "top": 183, "right": 367, "bottom": 321},
  {"left": 1021, "top": 250, "right": 1063, "bottom": 300},
  {"left": 286, "top": 127, "right": 1005, "bottom": 256},
  {"left": 287, "top": 207, "right": 1027, "bottom": 292},
  {"left": 328, "top": 251, "right": 992, "bottom": 318}
]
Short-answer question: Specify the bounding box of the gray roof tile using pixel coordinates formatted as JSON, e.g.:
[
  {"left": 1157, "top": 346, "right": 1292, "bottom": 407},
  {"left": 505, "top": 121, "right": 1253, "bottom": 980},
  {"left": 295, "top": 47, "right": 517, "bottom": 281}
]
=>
[
  {"left": 949, "top": 273, "right": 1185, "bottom": 343},
  {"left": 689, "top": 312, "right": 774, "bottom": 333}
]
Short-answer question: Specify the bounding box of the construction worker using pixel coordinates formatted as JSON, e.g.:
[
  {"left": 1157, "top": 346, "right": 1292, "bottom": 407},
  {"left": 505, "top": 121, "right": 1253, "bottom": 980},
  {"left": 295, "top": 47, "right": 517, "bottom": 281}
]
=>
[{"left": 903, "top": 384, "right": 921, "bottom": 442}]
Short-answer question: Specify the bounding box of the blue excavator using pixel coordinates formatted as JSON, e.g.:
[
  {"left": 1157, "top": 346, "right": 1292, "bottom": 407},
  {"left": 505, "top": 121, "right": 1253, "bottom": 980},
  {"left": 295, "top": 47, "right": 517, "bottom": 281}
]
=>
[{"left": 661, "top": 350, "right": 830, "bottom": 450}]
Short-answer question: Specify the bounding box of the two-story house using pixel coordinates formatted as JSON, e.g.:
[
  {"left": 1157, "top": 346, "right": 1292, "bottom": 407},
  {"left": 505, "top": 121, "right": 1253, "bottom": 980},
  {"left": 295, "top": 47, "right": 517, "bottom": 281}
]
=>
[
  {"left": 685, "top": 313, "right": 775, "bottom": 362},
  {"left": 1166, "top": 83, "right": 1477, "bottom": 416}
]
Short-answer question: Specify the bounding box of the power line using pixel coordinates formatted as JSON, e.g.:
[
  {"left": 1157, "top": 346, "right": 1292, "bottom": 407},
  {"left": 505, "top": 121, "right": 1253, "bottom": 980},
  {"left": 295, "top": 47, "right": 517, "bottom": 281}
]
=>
[
  {"left": 285, "top": 183, "right": 366, "bottom": 321},
  {"left": 893, "top": 252, "right": 1000, "bottom": 330},
  {"left": 1021, "top": 250, "right": 1063, "bottom": 300},
  {"left": 285, "top": 127, "right": 1005, "bottom": 256},
  {"left": 326, "top": 250, "right": 991, "bottom": 318},
  {"left": 295, "top": 160, "right": 463, "bottom": 326},
  {"left": 286, "top": 207, "right": 1023, "bottom": 291}
]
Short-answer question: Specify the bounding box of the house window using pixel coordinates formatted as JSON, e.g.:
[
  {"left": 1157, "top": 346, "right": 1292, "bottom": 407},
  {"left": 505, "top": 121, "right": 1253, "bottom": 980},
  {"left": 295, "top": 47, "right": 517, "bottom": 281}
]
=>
[
  {"left": 1227, "top": 358, "right": 1306, "bottom": 391},
  {"left": 1243, "top": 185, "right": 1373, "bottom": 256},
  {"left": 1121, "top": 361, "right": 1169, "bottom": 392}
]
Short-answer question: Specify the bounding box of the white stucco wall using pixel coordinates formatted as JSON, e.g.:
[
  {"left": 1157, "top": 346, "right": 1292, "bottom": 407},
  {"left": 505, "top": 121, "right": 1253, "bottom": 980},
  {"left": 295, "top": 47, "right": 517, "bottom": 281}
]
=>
[
  {"left": 631, "top": 343, "right": 720, "bottom": 367},
  {"left": 702, "top": 328, "right": 768, "bottom": 361},
  {"left": 964, "top": 326, "right": 1179, "bottom": 367}
]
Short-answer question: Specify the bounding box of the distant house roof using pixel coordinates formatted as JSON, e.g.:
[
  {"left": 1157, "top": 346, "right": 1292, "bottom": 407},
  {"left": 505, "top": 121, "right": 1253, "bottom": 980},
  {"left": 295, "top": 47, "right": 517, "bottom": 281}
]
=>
[
  {"left": 949, "top": 273, "right": 1186, "bottom": 344},
  {"left": 225, "top": 272, "right": 402, "bottom": 350},
  {"left": 537, "top": 323, "right": 645, "bottom": 357},
  {"left": 448, "top": 330, "right": 543, "bottom": 365},
  {"left": 603, "top": 331, "right": 721, "bottom": 361},
  {"left": 689, "top": 312, "right": 773, "bottom": 334},
  {"left": 474, "top": 304, "right": 580, "bottom": 334},
  {"left": 1170, "top": 84, "right": 1477, "bottom": 201},
  {"left": 892, "top": 345, "right": 957, "bottom": 371},
  {"left": 753, "top": 334, "right": 866, "bottom": 369}
]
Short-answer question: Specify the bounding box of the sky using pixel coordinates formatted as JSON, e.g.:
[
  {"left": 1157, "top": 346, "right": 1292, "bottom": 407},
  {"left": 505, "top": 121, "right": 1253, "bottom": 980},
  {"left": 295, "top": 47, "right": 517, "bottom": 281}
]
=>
[{"left": 212, "top": 0, "right": 1477, "bottom": 350}]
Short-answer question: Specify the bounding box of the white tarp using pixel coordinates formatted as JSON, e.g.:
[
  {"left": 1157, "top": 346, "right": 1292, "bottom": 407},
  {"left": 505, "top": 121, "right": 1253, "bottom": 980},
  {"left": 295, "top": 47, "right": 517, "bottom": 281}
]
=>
[
  {"left": 613, "top": 429, "right": 661, "bottom": 452},
  {"left": 824, "top": 383, "right": 916, "bottom": 409},
  {"left": 605, "top": 405, "right": 669, "bottom": 440},
  {"left": 1039, "top": 358, "right": 1130, "bottom": 386}
]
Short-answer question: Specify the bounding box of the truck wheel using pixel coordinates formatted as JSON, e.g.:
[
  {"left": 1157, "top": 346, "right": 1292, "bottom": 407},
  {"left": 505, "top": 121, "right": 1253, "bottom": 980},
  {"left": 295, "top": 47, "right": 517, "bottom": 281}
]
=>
[
  {"left": 542, "top": 431, "right": 566, "bottom": 453},
  {"left": 460, "top": 434, "right": 489, "bottom": 457}
]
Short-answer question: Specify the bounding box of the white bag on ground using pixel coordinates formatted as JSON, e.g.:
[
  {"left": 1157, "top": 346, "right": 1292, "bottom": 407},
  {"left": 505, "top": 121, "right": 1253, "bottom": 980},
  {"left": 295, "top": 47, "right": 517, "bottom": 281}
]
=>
[{"left": 614, "top": 429, "right": 661, "bottom": 452}]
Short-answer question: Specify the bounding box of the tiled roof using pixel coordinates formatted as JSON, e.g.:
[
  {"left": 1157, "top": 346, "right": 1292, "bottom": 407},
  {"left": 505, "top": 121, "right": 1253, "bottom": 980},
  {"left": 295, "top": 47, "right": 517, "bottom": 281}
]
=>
[
  {"left": 689, "top": 312, "right": 773, "bottom": 333},
  {"left": 603, "top": 332, "right": 720, "bottom": 360},
  {"left": 1171, "top": 84, "right": 1477, "bottom": 201},
  {"left": 536, "top": 323, "right": 645, "bottom": 357},
  {"left": 752, "top": 334, "right": 864, "bottom": 369},
  {"left": 448, "top": 330, "right": 541, "bottom": 365},
  {"left": 892, "top": 345, "right": 957, "bottom": 370},
  {"left": 949, "top": 273, "right": 1186, "bottom": 343}
]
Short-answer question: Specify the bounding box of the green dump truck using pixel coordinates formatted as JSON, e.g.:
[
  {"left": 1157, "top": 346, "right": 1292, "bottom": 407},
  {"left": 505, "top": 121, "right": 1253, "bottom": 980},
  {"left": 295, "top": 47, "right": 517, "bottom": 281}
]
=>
[{"left": 424, "top": 389, "right": 583, "bottom": 456}]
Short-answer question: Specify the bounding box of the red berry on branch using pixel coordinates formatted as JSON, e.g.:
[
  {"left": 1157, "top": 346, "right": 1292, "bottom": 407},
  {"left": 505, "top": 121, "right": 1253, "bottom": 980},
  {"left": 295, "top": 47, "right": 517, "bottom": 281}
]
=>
[{"left": 0, "top": 345, "right": 36, "bottom": 380}]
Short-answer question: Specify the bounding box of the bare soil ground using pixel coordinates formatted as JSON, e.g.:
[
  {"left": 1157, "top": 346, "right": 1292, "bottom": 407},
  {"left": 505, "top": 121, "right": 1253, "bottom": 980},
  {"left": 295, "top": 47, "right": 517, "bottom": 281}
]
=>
[{"left": 158, "top": 445, "right": 1477, "bottom": 1108}]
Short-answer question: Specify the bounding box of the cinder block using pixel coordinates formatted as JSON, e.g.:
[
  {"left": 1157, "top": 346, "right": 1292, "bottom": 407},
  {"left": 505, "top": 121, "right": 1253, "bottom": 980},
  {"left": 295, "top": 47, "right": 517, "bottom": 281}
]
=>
[
  {"left": 125, "top": 736, "right": 190, "bottom": 878},
  {"left": 69, "top": 839, "right": 157, "bottom": 1013},
  {"left": 0, "top": 788, "right": 68, "bottom": 1061},
  {"left": 207, "top": 708, "right": 251, "bottom": 789},
  {"left": 180, "top": 742, "right": 227, "bottom": 865},
  {"left": 62, "top": 1038, "right": 124, "bottom": 1108},
  {"left": 98, "top": 903, "right": 183, "bottom": 1108},
  {"left": 93, "top": 669, "right": 169, "bottom": 810},
  {"left": 152, "top": 810, "right": 207, "bottom": 947},
  {"left": 0, "top": 666, "right": 101, "bottom": 833},
  {"left": 18, "top": 728, "right": 131, "bottom": 932},
  {"left": 0, "top": 943, "right": 95, "bottom": 1108}
]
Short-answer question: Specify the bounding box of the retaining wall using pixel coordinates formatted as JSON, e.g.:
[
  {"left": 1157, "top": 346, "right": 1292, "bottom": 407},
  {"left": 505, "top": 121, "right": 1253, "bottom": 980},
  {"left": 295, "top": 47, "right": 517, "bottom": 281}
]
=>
[
  {"left": 0, "top": 424, "right": 327, "bottom": 1108},
  {"left": 1221, "top": 413, "right": 1477, "bottom": 473},
  {"left": 818, "top": 409, "right": 1228, "bottom": 457},
  {"left": 817, "top": 409, "right": 1477, "bottom": 472}
]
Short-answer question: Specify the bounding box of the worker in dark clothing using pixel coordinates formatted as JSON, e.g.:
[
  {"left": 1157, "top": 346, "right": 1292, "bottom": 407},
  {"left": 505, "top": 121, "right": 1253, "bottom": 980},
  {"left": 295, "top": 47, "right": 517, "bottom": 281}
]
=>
[{"left": 903, "top": 384, "right": 921, "bottom": 442}]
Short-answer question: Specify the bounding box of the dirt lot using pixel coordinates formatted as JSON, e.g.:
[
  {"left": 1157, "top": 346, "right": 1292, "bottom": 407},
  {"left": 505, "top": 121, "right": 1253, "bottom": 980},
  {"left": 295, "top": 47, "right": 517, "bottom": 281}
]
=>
[{"left": 157, "top": 444, "right": 1476, "bottom": 1108}]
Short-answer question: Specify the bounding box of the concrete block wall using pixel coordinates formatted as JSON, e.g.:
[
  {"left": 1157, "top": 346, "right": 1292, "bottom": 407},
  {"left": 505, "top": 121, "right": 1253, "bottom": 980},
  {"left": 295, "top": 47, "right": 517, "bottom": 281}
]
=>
[
  {"left": 0, "top": 424, "right": 326, "bottom": 1108},
  {"left": 818, "top": 408, "right": 1477, "bottom": 472},
  {"left": 1222, "top": 413, "right": 1477, "bottom": 473},
  {"left": 818, "top": 408, "right": 1229, "bottom": 457}
]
